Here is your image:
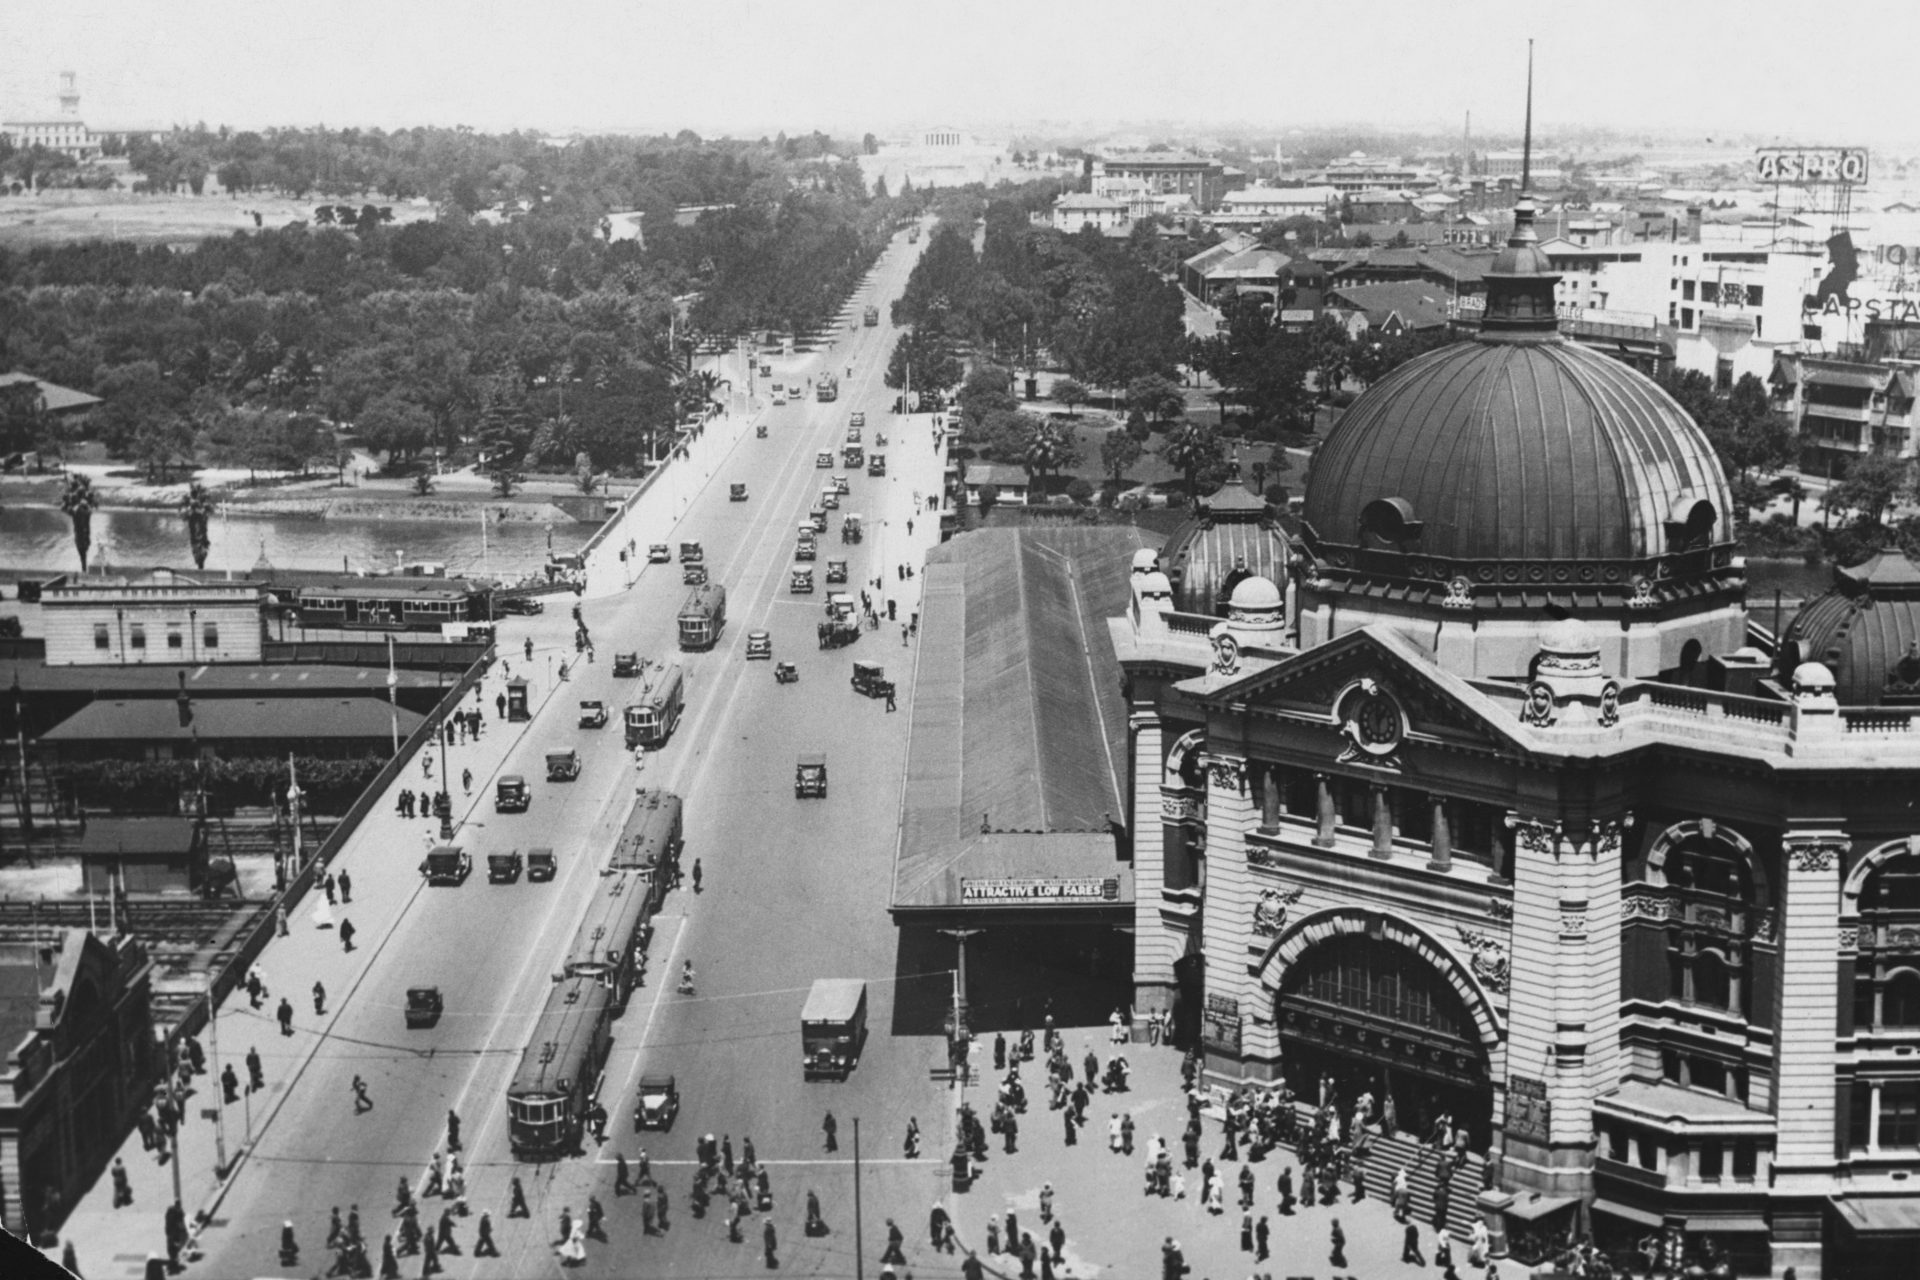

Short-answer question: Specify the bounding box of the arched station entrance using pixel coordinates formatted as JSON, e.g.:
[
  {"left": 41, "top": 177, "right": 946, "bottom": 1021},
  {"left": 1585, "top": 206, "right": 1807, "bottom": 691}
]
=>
[{"left": 1268, "top": 918, "right": 1499, "bottom": 1148}]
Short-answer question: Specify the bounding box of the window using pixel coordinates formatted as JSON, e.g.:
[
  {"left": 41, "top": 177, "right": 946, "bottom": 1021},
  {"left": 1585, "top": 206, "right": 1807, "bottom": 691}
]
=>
[
  {"left": 1747, "top": 285, "right": 1764, "bottom": 307},
  {"left": 1608, "top": 1128, "right": 1630, "bottom": 1162},
  {"left": 129, "top": 624, "right": 146, "bottom": 650},
  {"left": 1697, "top": 1140, "right": 1723, "bottom": 1181},
  {"left": 167, "top": 629, "right": 183, "bottom": 650},
  {"left": 1637, "top": 1136, "right": 1661, "bottom": 1171},
  {"left": 1732, "top": 1139, "right": 1757, "bottom": 1180},
  {"left": 1699, "top": 281, "right": 1719, "bottom": 304},
  {"left": 93, "top": 624, "right": 109, "bottom": 650},
  {"left": 1856, "top": 853, "right": 1920, "bottom": 1030},
  {"left": 1683, "top": 280, "right": 1696, "bottom": 301},
  {"left": 1681, "top": 308, "right": 1695, "bottom": 330},
  {"left": 1880, "top": 1081, "right": 1920, "bottom": 1149},
  {"left": 204, "top": 623, "right": 219, "bottom": 649},
  {"left": 1694, "top": 951, "right": 1732, "bottom": 1009}
]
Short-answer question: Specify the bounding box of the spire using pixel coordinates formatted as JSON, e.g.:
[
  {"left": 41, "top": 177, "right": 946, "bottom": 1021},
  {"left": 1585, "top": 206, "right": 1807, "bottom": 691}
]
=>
[
  {"left": 1521, "top": 39, "right": 1534, "bottom": 192},
  {"left": 1478, "top": 40, "right": 1560, "bottom": 339}
]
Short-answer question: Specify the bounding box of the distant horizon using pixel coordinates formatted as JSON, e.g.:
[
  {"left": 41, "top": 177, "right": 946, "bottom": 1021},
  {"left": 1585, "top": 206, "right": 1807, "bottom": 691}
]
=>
[{"left": 4, "top": 0, "right": 1918, "bottom": 151}]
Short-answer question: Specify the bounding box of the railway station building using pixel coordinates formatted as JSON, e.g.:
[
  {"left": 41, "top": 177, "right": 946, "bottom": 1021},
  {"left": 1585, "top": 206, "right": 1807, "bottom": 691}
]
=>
[{"left": 1111, "top": 198, "right": 1920, "bottom": 1279}]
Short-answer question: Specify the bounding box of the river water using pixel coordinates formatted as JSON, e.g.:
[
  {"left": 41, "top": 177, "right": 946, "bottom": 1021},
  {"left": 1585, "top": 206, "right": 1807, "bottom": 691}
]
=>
[{"left": 0, "top": 505, "right": 567, "bottom": 579}]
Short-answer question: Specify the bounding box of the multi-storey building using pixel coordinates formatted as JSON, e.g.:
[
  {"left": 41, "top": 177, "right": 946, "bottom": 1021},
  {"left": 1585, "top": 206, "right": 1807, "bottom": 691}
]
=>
[
  {"left": 1113, "top": 198, "right": 1920, "bottom": 1280},
  {"left": 1092, "top": 151, "right": 1239, "bottom": 212},
  {"left": 41, "top": 575, "right": 265, "bottom": 666}
]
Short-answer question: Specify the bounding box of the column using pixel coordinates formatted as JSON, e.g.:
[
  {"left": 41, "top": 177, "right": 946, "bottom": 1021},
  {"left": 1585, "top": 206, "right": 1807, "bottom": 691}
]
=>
[
  {"left": 1258, "top": 764, "right": 1280, "bottom": 835},
  {"left": 1130, "top": 711, "right": 1177, "bottom": 1015},
  {"left": 1868, "top": 1083, "right": 1882, "bottom": 1156},
  {"left": 1428, "top": 797, "right": 1453, "bottom": 871},
  {"left": 1313, "top": 773, "right": 1336, "bottom": 847},
  {"left": 1200, "top": 755, "right": 1270, "bottom": 1080},
  {"left": 1370, "top": 786, "right": 1394, "bottom": 859},
  {"left": 1769, "top": 827, "right": 1846, "bottom": 1280}
]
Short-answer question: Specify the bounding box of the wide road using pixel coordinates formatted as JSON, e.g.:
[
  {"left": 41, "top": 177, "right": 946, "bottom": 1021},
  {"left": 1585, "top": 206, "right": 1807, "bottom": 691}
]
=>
[{"left": 192, "top": 222, "right": 950, "bottom": 1279}]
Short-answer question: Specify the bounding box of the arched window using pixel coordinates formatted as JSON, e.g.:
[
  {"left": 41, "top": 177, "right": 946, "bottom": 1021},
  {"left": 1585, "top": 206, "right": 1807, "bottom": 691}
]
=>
[
  {"left": 1856, "top": 852, "right": 1920, "bottom": 1031},
  {"left": 1693, "top": 951, "right": 1732, "bottom": 1011},
  {"left": 1885, "top": 971, "right": 1920, "bottom": 1029}
]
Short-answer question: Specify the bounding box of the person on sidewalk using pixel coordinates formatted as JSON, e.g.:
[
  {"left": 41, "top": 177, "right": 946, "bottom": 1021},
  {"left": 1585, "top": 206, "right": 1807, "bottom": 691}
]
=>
[
  {"left": 379, "top": 1234, "right": 400, "bottom": 1279},
  {"left": 347, "top": 1205, "right": 363, "bottom": 1246},
  {"left": 1403, "top": 1221, "right": 1426, "bottom": 1264},
  {"left": 763, "top": 1216, "right": 778, "bottom": 1268},
  {"left": 881, "top": 1217, "right": 907, "bottom": 1265},
  {"left": 353, "top": 1075, "right": 372, "bottom": 1113},
  {"left": 586, "top": 1195, "right": 606, "bottom": 1242},
  {"left": 435, "top": 1208, "right": 460, "bottom": 1255},
  {"left": 313, "top": 981, "right": 327, "bottom": 1016},
  {"left": 341, "top": 919, "right": 357, "bottom": 952},
  {"left": 339, "top": 870, "right": 352, "bottom": 903},
  {"left": 221, "top": 1062, "right": 240, "bottom": 1103},
  {"left": 473, "top": 1212, "right": 499, "bottom": 1258},
  {"left": 110, "top": 1156, "right": 132, "bottom": 1207},
  {"left": 1330, "top": 1217, "right": 1348, "bottom": 1268},
  {"left": 1255, "top": 1214, "right": 1271, "bottom": 1261},
  {"left": 394, "top": 1177, "right": 414, "bottom": 1217},
  {"left": 246, "top": 1045, "right": 264, "bottom": 1093},
  {"left": 446, "top": 1109, "right": 462, "bottom": 1152},
  {"left": 822, "top": 1111, "right": 838, "bottom": 1152},
  {"left": 277, "top": 997, "right": 295, "bottom": 1036},
  {"left": 508, "top": 1177, "right": 530, "bottom": 1218}
]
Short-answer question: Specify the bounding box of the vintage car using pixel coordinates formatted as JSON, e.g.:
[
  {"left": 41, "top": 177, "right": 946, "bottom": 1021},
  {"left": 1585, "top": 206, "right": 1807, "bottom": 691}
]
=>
[
  {"left": 842, "top": 445, "right": 865, "bottom": 469},
  {"left": 648, "top": 544, "right": 671, "bottom": 564},
  {"left": 405, "top": 987, "right": 444, "bottom": 1029},
  {"left": 487, "top": 850, "right": 523, "bottom": 883},
  {"left": 420, "top": 846, "right": 471, "bottom": 885},
  {"left": 613, "top": 652, "right": 641, "bottom": 677},
  {"left": 795, "top": 752, "right": 828, "bottom": 799},
  {"left": 578, "top": 700, "right": 608, "bottom": 729},
  {"left": 819, "top": 488, "right": 839, "bottom": 511},
  {"left": 526, "top": 847, "right": 557, "bottom": 882},
  {"left": 775, "top": 661, "right": 799, "bottom": 684},
  {"left": 772, "top": 389, "right": 787, "bottom": 406},
  {"left": 682, "top": 562, "right": 709, "bottom": 586},
  {"left": 852, "top": 661, "right": 889, "bottom": 699},
  {"left": 746, "top": 630, "right": 773, "bottom": 659},
  {"left": 874, "top": 431, "right": 887, "bottom": 446},
  {"left": 868, "top": 453, "right": 887, "bottom": 477},
  {"left": 832, "top": 475, "right": 850, "bottom": 496},
  {"left": 756, "top": 424, "right": 768, "bottom": 438},
  {"left": 809, "top": 506, "right": 828, "bottom": 533},
  {"left": 790, "top": 568, "right": 815, "bottom": 594},
  {"left": 546, "top": 749, "right": 582, "bottom": 782},
  {"left": 730, "top": 483, "right": 748, "bottom": 501},
  {"left": 495, "top": 775, "right": 531, "bottom": 813},
  {"left": 850, "top": 411, "right": 866, "bottom": 428},
  {"left": 845, "top": 426, "right": 862, "bottom": 444},
  {"left": 825, "top": 558, "right": 848, "bottom": 585},
  {"left": 842, "top": 514, "right": 863, "bottom": 544},
  {"left": 759, "top": 361, "right": 772, "bottom": 376},
  {"left": 496, "top": 595, "right": 543, "bottom": 616},
  {"left": 635, "top": 1073, "right": 679, "bottom": 1131},
  {"left": 679, "top": 541, "right": 704, "bottom": 563},
  {"left": 816, "top": 451, "right": 833, "bottom": 469}
]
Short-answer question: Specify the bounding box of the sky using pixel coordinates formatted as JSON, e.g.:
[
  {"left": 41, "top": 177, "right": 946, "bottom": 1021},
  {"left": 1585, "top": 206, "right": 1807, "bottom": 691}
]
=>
[{"left": 5, "top": 0, "right": 1920, "bottom": 147}]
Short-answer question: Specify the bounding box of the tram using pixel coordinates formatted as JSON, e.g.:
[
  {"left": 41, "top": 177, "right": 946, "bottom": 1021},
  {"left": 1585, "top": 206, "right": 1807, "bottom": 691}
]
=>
[
  {"left": 609, "top": 789, "right": 684, "bottom": 877},
  {"left": 560, "top": 870, "right": 666, "bottom": 1012},
  {"left": 506, "top": 976, "right": 613, "bottom": 1159}
]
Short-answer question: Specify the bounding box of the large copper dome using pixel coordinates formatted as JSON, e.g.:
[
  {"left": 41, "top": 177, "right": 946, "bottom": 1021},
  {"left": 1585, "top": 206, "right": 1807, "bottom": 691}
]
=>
[{"left": 1304, "top": 338, "right": 1732, "bottom": 564}]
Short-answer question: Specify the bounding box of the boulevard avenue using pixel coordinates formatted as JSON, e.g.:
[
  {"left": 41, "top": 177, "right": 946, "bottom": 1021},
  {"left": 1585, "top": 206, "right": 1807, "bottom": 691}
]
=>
[{"left": 183, "top": 225, "right": 956, "bottom": 1278}]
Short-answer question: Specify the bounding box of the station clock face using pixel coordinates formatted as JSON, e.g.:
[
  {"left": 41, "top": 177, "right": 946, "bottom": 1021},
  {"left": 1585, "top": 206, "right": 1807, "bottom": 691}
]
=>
[{"left": 1356, "top": 692, "right": 1401, "bottom": 748}]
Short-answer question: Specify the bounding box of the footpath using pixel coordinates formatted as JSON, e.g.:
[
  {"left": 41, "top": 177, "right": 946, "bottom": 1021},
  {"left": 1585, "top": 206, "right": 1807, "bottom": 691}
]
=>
[
  {"left": 40, "top": 604, "right": 581, "bottom": 1279},
  {"left": 927, "top": 1035, "right": 1508, "bottom": 1280}
]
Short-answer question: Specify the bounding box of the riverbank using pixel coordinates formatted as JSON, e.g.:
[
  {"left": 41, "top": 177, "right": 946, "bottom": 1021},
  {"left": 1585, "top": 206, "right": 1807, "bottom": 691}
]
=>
[{"left": 0, "top": 473, "right": 601, "bottom": 525}]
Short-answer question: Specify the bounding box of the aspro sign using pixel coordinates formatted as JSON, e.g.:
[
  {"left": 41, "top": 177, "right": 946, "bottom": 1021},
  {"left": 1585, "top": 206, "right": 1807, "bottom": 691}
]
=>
[
  {"left": 1755, "top": 147, "right": 1869, "bottom": 186},
  {"left": 961, "top": 876, "right": 1120, "bottom": 903}
]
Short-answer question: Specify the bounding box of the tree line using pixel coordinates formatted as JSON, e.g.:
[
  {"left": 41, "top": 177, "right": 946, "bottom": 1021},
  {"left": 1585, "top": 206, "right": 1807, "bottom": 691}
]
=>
[{"left": 1, "top": 132, "right": 917, "bottom": 479}]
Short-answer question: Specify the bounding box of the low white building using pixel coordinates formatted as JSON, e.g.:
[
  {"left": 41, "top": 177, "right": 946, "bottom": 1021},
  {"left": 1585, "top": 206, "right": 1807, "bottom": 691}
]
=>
[
  {"left": 41, "top": 574, "right": 265, "bottom": 667},
  {"left": 1051, "top": 193, "right": 1132, "bottom": 234},
  {"left": 1210, "top": 186, "right": 1339, "bottom": 226}
]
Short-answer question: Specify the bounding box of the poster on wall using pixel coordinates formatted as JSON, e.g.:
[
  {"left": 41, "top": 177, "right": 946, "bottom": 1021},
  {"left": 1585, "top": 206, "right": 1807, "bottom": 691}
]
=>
[{"left": 1202, "top": 993, "right": 1243, "bottom": 1054}]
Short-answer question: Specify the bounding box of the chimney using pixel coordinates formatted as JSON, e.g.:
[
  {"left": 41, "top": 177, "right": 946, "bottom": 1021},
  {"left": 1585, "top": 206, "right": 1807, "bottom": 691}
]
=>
[
  {"left": 176, "top": 670, "right": 192, "bottom": 728},
  {"left": 1685, "top": 206, "right": 1703, "bottom": 244}
]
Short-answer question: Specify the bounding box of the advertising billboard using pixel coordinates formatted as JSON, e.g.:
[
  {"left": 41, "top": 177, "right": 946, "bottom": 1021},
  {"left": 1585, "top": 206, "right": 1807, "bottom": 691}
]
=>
[{"left": 1755, "top": 147, "right": 1869, "bottom": 185}]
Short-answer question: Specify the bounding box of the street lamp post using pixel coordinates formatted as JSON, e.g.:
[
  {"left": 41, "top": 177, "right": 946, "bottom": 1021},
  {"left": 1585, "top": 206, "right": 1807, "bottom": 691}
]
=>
[
  {"left": 385, "top": 635, "right": 399, "bottom": 756},
  {"left": 436, "top": 680, "right": 453, "bottom": 843},
  {"left": 206, "top": 973, "right": 229, "bottom": 1177}
]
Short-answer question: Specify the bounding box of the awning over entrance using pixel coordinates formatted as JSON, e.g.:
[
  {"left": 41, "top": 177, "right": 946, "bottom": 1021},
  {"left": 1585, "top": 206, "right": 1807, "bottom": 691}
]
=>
[
  {"left": 1836, "top": 1196, "right": 1920, "bottom": 1236},
  {"left": 1592, "top": 1198, "right": 1662, "bottom": 1230},
  {"left": 1505, "top": 1193, "right": 1579, "bottom": 1222}
]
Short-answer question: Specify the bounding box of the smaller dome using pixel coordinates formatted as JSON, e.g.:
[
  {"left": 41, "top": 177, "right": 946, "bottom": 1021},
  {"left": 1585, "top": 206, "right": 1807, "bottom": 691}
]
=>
[
  {"left": 1541, "top": 617, "right": 1599, "bottom": 656},
  {"left": 1229, "top": 575, "right": 1283, "bottom": 611},
  {"left": 1136, "top": 570, "right": 1174, "bottom": 600},
  {"left": 1792, "top": 661, "right": 1836, "bottom": 692},
  {"left": 1131, "top": 548, "right": 1161, "bottom": 574}
]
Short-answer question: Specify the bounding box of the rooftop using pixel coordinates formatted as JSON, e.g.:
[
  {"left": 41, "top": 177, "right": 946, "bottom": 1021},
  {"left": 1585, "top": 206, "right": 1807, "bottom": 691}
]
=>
[
  {"left": 0, "top": 371, "right": 102, "bottom": 414},
  {"left": 1327, "top": 281, "right": 1455, "bottom": 331},
  {"left": 41, "top": 697, "right": 425, "bottom": 743},
  {"left": 892, "top": 528, "right": 1149, "bottom": 913}
]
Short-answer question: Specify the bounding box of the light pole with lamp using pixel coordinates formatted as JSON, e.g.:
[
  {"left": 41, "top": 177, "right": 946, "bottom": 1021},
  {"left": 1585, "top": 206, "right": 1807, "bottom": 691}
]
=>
[
  {"left": 436, "top": 674, "right": 453, "bottom": 843},
  {"left": 385, "top": 635, "right": 399, "bottom": 755},
  {"left": 284, "top": 756, "right": 302, "bottom": 893}
]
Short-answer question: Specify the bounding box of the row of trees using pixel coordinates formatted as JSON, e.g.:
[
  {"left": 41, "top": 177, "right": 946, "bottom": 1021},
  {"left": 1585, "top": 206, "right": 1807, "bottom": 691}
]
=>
[
  {"left": 2, "top": 133, "right": 916, "bottom": 478},
  {"left": 884, "top": 192, "right": 1187, "bottom": 400}
]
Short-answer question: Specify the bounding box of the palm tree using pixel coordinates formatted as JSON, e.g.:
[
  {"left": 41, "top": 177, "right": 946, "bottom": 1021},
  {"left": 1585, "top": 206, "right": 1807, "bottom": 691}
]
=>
[
  {"left": 60, "top": 472, "right": 98, "bottom": 571},
  {"left": 1022, "top": 424, "right": 1072, "bottom": 491},
  {"left": 1162, "top": 423, "right": 1225, "bottom": 505},
  {"left": 181, "top": 481, "right": 216, "bottom": 570}
]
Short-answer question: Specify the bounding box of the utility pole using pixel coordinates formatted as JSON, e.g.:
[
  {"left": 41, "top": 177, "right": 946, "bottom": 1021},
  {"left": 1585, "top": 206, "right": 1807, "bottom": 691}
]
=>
[
  {"left": 938, "top": 928, "right": 982, "bottom": 1090},
  {"left": 285, "top": 756, "right": 302, "bottom": 894},
  {"left": 206, "top": 973, "right": 229, "bottom": 1176},
  {"left": 853, "top": 1118, "right": 864, "bottom": 1280},
  {"left": 385, "top": 635, "right": 399, "bottom": 755},
  {"left": 11, "top": 671, "right": 33, "bottom": 843}
]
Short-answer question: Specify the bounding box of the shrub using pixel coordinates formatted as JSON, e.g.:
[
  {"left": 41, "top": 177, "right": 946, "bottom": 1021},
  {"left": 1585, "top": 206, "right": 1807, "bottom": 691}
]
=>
[{"left": 1065, "top": 477, "right": 1095, "bottom": 505}]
